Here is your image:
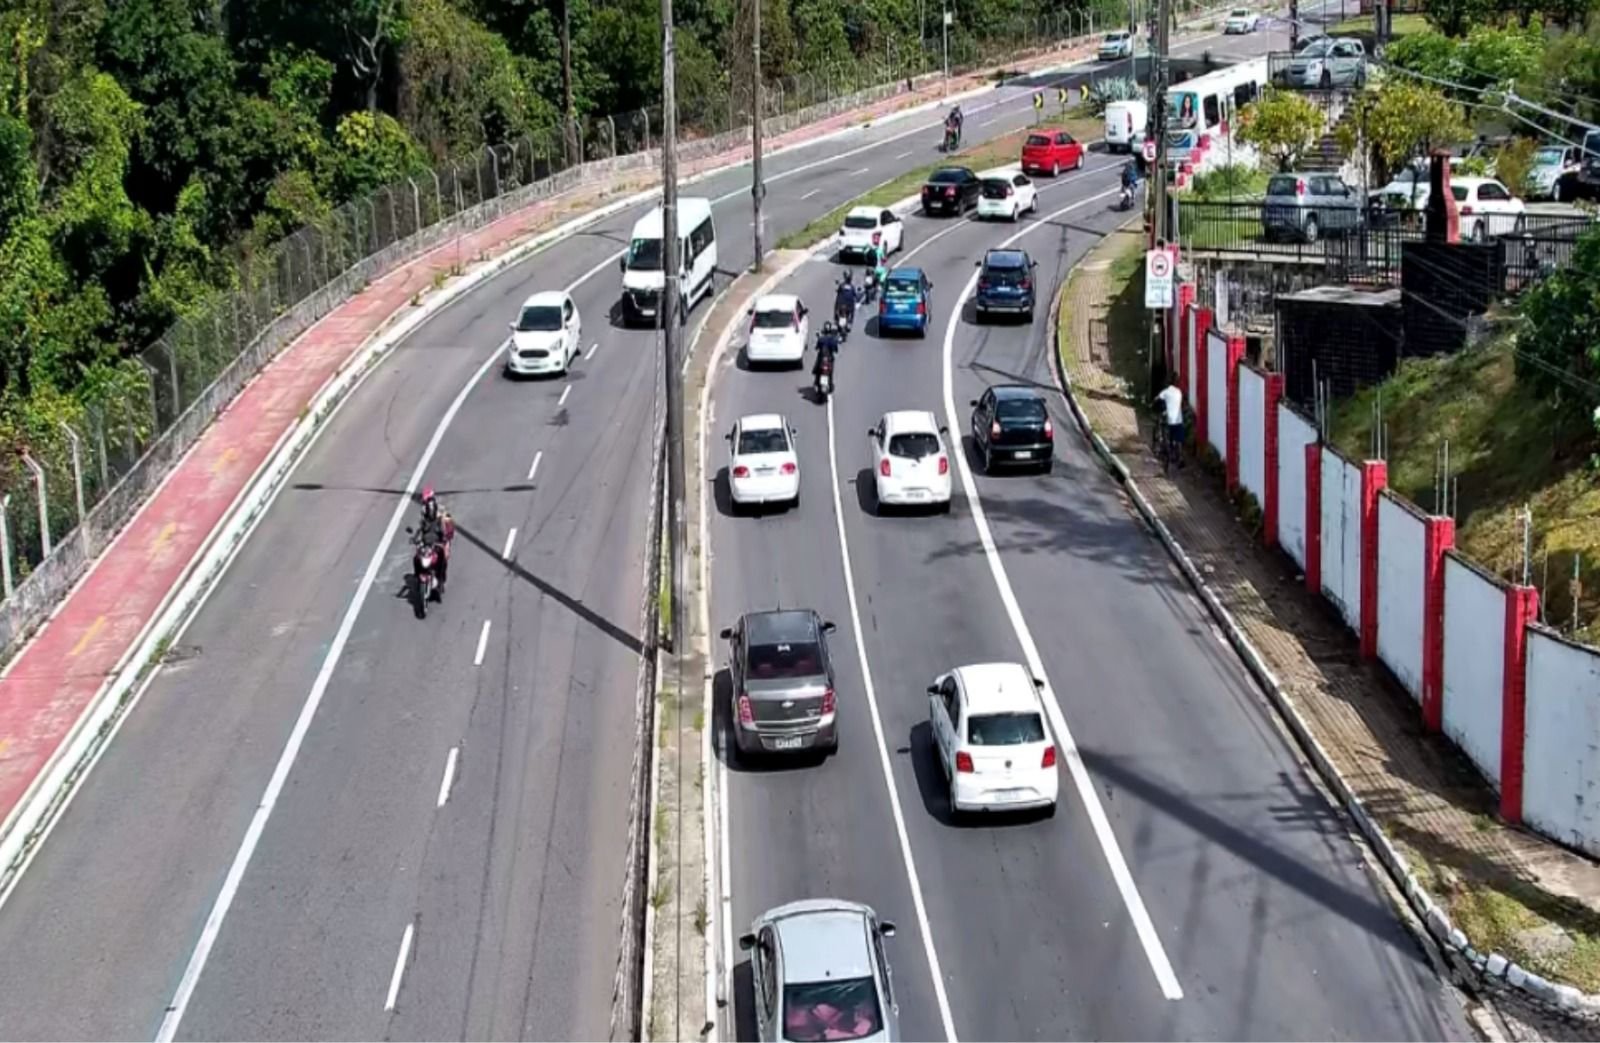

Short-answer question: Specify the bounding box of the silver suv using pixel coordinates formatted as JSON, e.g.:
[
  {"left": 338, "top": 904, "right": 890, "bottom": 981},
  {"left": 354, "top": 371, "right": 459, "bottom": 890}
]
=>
[
  {"left": 1283, "top": 36, "right": 1366, "bottom": 88},
  {"left": 723, "top": 609, "right": 839, "bottom": 757},
  {"left": 741, "top": 899, "right": 900, "bottom": 1042},
  {"left": 1262, "top": 172, "right": 1362, "bottom": 243}
]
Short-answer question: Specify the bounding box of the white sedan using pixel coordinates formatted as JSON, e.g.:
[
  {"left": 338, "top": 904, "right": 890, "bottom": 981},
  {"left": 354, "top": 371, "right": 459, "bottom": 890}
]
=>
[
  {"left": 1452, "top": 177, "right": 1527, "bottom": 241},
  {"left": 505, "top": 290, "right": 581, "bottom": 376},
  {"left": 727, "top": 414, "right": 800, "bottom": 511},
  {"left": 928, "top": 663, "right": 1059, "bottom": 818},
  {"left": 744, "top": 294, "right": 809, "bottom": 367},
  {"left": 869, "top": 410, "right": 952, "bottom": 512},
  {"left": 1224, "top": 8, "right": 1260, "bottom": 32},
  {"left": 977, "top": 168, "right": 1038, "bottom": 222},
  {"left": 838, "top": 205, "right": 905, "bottom": 262}
]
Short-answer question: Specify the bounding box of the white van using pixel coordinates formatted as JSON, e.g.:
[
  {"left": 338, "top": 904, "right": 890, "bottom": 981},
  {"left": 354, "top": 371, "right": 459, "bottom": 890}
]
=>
[
  {"left": 1105, "top": 100, "right": 1147, "bottom": 154},
  {"left": 619, "top": 197, "right": 718, "bottom": 326}
]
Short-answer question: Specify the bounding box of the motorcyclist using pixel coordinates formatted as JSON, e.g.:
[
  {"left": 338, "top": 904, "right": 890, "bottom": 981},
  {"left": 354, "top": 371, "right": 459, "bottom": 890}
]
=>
[
  {"left": 813, "top": 321, "right": 840, "bottom": 393},
  {"left": 944, "top": 106, "right": 963, "bottom": 149},
  {"left": 1121, "top": 158, "right": 1140, "bottom": 191},
  {"left": 867, "top": 242, "right": 888, "bottom": 300},
  {"left": 417, "top": 485, "right": 455, "bottom": 585},
  {"left": 834, "top": 272, "right": 858, "bottom": 333}
]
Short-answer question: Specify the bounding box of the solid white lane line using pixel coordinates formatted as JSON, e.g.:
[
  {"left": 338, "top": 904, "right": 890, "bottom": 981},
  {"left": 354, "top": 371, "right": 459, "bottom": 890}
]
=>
[
  {"left": 586, "top": 341, "right": 600, "bottom": 360},
  {"left": 437, "top": 747, "right": 459, "bottom": 808},
  {"left": 528, "top": 450, "right": 543, "bottom": 482},
  {"left": 824, "top": 394, "right": 960, "bottom": 1041},
  {"left": 154, "top": 248, "right": 627, "bottom": 1042},
  {"left": 384, "top": 921, "right": 415, "bottom": 1011},
  {"left": 801, "top": 188, "right": 822, "bottom": 200},
  {"left": 502, "top": 527, "right": 517, "bottom": 560},
  {"left": 557, "top": 385, "right": 571, "bottom": 408},
  {"left": 474, "top": 620, "right": 491, "bottom": 667},
  {"left": 937, "top": 189, "right": 1184, "bottom": 1002}
]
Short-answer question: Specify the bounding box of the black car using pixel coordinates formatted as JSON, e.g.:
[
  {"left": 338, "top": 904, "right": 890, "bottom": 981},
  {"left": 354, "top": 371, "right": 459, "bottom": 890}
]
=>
[
  {"left": 921, "top": 167, "right": 981, "bottom": 216},
  {"left": 721, "top": 609, "right": 839, "bottom": 757},
  {"left": 974, "top": 249, "right": 1038, "bottom": 322},
  {"left": 969, "top": 385, "right": 1054, "bottom": 474}
]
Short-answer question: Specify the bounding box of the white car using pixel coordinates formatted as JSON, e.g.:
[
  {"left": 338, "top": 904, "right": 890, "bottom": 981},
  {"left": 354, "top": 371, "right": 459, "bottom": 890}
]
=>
[
  {"left": 727, "top": 414, "right": 800, "bottom": 511},
  {"left": 976, "top": 168, "right": 1038, "bottom": 222},
  {"left": 745, "top": 294, "right": 810, "bottom": 368},
  {"left": 928, "top": 662, "right": 1059, "bottom": 818},
  {"left": 1528, "top": 144, "right": 1581, "bottom": 200},
  {"left": 1224, "top": 8, "right": 1260, "bottom": 32},
  {"left": 869, "top": 410, "right": 952, "bottom": 512},
  {"left": 1098, "top": 30, "right": 1134, "bottom": 60},
  {"left": 838, "top": 205, "right": 905, "bottom": 263},
  {"left": 1452, "top": 176, "right": 1526, "bottom": 241},
  {"left": 505, "top": 290, "right": 581, "bottom": 376}
]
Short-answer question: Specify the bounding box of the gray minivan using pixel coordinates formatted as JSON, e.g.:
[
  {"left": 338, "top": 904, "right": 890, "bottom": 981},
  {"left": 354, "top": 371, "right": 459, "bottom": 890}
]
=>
[{"left": 1262, "top": 173, "right": 1362, "bottom": 243}]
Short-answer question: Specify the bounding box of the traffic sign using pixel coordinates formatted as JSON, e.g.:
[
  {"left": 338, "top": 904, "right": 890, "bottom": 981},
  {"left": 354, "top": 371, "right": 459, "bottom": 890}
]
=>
[
  {"left": 1145, "top": 249, "right": 1174, "bottom": 309},
  {"left": 1142, "top": 138, "right": 1157, "bottom": 163}
]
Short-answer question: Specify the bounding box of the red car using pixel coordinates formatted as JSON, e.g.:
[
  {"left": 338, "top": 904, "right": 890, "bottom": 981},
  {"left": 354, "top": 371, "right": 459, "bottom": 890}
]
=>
[{"left": 1021, "top": 130, "right": 1085, "bottom": 177}]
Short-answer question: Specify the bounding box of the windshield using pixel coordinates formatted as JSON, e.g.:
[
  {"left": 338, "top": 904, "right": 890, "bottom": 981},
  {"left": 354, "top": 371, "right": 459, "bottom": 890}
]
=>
[
  {"left": 782, "top": 978, "right": 883, "bottom": 1042},
  {"left": 843, "top": 214, "right": 878, "bottom": 230},
  {"left": 1104, "top": 31, "right": 1127, "bottom": 41},
  {"left": 1298, "top": 39, "right": 1331, "bottom": 56},
  {"left": 968, "top": 711, "right": 1047, "bottom": 745},
  {"left": 982, "top": 179, "right": 1014, "bottom": 198},
  {"left": 747, "top": 640, "right": 822, "bottom": 679},
  {"left": 515, "top": 305, "right": 563, "bottom": 332},
  {"left": 889, "top": 432, "right": 941, "bottom": 458},
  {"left": 929, "top": 169, "right": 965, "bottom": 183},
  {"left": 737, "top": 428, "right": 789, "bottom": 454},
  {"left": 1230, "top": 8, "right": 1249, "bottom": 14},
  {"left": 753, "top": 309, "right": 795, "bottom": 330},
  {"left": 996, "top": 397, "right": 1046, "bottom": 421},
  {"left": 884, "top": 277, "right": 919, "bottom": 296},
  {"left": 1266, "top": 174, "right": 1301, "bottom": 196},
  {"left": 1535, "top": 147, "right": 1566, "bottom": 165},
  {"left": 1025, "top": 134, "right": 1051, "bottom": 147},
  {"left": 627, "top": 237, "right": 663, "bottom": 271}
]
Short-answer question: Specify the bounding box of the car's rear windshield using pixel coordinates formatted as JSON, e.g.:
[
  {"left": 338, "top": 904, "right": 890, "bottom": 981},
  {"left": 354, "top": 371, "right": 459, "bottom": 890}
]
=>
[
  {"left": 929, "top": 169, "right": 966, "bottom": 183},
  {"left": 843, "top": 214, "right": 878, "bottom": 229},
  {"left": 782, "top": 977, "right": 883, "bottom": 1042},
  {"left": 884, "top": 276, "right": 919, "bottom": 295},
  {"left": 747, "top": 640, "right": 822, "bottom": 678},
  {"left": 753, "top": 309, "right": 794, "bottom": 329},
  {"left": 968, "top": 711, "right": 1047, "bottom": 745},
  {"left": 889, "top": 432, "right": 941, "bottom": 458},
  {"left": 1231, "top": 8, "right": 1249, "bottom": 15},
  {"left": 738, "top": 428, "right": 789, "bottom": 454},
  {"left": 515, "top": 306, "right": 562, "bottom": 331},
  {"left": 982, "top": 178, "right": 1013, "bottom": 198},
  {"left": 1266, "top": 175, "right": 1301, "bottom": 196},
  {"left": 1025, "top": 134, "right": 1051, "bottom": 147},
  {"left": 996, "top": 397, "right": 1046, "bottom": 420}
]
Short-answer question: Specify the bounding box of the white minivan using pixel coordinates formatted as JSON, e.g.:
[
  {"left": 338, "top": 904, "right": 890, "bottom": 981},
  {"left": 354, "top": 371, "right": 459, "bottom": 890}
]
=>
[
  {"left": 1104, "top": 99, "right": 1147, "bottom": 154},
  {"left": 619, "top": 196, "right": 718, "bottom": 326}
]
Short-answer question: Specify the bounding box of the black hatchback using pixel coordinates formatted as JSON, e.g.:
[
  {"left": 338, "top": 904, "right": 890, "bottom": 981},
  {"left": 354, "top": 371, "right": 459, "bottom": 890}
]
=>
[
  {"left": 921, "top": 166, "right": 981, "bottom": 216},
  {"left": 975, "top": 249, "right": 1038, "bottom": 322},
  {"left": 969, "top": 385, "right": 1054, "bottom": 474}
]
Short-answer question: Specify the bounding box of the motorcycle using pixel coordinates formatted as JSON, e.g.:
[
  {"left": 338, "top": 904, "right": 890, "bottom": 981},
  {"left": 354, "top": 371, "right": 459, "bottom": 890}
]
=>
[
  {"left": 813, "top": 354, "right": 834, "bottom": 403},
  {"left": 1119, "top": 183, "right": 1135, "bottom": 211},
  {"left": 861, "top": 269, "right": 878, "bottom": 305},
  {"left": 834, "top": 305, "right": 853, "bottom": 340},
  {"left": 410, "top": 529, "right": 444, "bottom": 616},
  {"left": 943, "top": 125, "right": 961, "bottom": 152}
]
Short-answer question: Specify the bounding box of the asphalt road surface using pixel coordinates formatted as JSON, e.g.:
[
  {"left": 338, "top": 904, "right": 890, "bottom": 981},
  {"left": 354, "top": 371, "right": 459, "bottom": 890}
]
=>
[{"left": 0, "top": 24, "right": 1279, "bottom": 1041}]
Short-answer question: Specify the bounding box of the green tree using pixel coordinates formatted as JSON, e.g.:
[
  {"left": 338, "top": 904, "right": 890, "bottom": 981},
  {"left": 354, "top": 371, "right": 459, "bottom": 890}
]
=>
[
  {"left": 327, "top": 109, "right": 427, "bottom": 197},
  {"left": 1340, "top": 81, "right": 1468, "bottom": 184},
  {"left": 1425, "top": 0, "right": 1497, "bottom": 36},
  {"left": 1517, "top": 226, "right": 1600, "bottom": 415},
  {"left": 1495, "top": 136, "right": 1540, "bottom": 197},
  {"left": 1236, "top": 89, "right": 1325, "bottom": 172}
]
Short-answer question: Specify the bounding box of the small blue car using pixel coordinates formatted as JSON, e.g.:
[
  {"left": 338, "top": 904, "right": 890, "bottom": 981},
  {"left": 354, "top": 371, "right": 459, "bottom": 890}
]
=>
[{"left": 877, "top": 267, "right": 932, "bottom": 338}]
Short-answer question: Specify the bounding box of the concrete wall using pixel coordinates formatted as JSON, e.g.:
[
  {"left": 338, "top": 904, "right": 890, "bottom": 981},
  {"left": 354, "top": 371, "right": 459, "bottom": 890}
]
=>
[
  {"left": 1207, "top": 328, "right": 1228, "bottom": 459},
  {"left": 1320, "top": 450, "right": 1362, "bottom": 632},
  {"left": 1522, "top": 627, "right": 1600, "bottom": 857},
  {"left": 1442, "top": 554, "right": 1508, "bottom": 790},
  {"left": 1376, "top": 494, "right": 1427, "bottom": 701},
  {"left": 1186, "top": 313, "right": 1199, "bottom": 405},
  {"left": 1277, "top": 405, "right": 1316, "bottom": 571},
  {"left": 1238, "top": 365, "right": 1266, "bottom": 507}
]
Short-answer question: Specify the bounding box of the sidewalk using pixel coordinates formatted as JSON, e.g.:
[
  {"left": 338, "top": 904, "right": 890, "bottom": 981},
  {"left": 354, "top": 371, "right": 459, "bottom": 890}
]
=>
[{"left": 1059, "top": 227, "right": 1600, "bottom": 1039}]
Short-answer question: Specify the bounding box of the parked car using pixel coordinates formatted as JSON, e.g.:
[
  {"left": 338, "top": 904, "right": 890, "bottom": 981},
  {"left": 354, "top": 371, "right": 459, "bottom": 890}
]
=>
[
  {"left": 1262, "top": 172, "right": 1362, "bottom": 243},
  {"left": 977, "top": 169, "right": 1039, "bottom": 221},
  {"left": 1452, "top": 177, "right": 1526, "bottom": 241},
  {"left": 1020, "top": 130, "right": 1085, "bottom": 178},
  {"left": 1528, "top": 144, "right": 1581, "bottom": 200},
  {"left": 927, "top": 662, "right": 1059, "bottom": 818},
  {"left": 969, "top": 384, "right": 1053, "bottom": 474},
  {"left": 876, "top": 267, "right": 933, "bottom": 337},
  {"left": 1098, "top": 30, "right": 1134, "bottom": 60},
  {"left": 869, "top": 410, "right": 952, "bottom": 512},
  {"left": 838, "top": 205, "right": 905, "bottom": 262},
  {"left": 920, "top": 166, "right": 981, "bottom": 216},
  {"left": 1104, "top": 99, "right": 1147, "bottom": 154},
  {"left": 744, "top": 294, "right": 809, "bottom": 368},
  {"left": 1224, "top": 7, "right": 1260, "bottom": 32},
  {"left": 504, "top": 290, "right": 582, "bottom": 377},
  {"left": 1368, "top": 166, "right": 1431, "bottom": 214},
  {"left": 721, "top": 609, "right": 839, "bottom": 757},
  {"left": 726, "top": 414, "right": 800, "bottom": 511},
  {"left": 1281, "top": 36, "right": 1366, "bottom": 89},
  {"left": 974, "top": 248, "right": 1038, "bottom": 322},
  {"left": 740, "top": 899, "right": 899, "bottom": 1043}
]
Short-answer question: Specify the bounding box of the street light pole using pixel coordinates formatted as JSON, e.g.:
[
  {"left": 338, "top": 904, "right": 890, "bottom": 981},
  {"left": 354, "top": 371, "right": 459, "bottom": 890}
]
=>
[
  {"left": 942, "top": 0, "right": 951, "bottom": 95},
  {"left": 1149, "top": 0, "right": 1172, "bottom": 397},
  {"left": 660, "top": 0, "right": 686, "bottom": 667},
  {"left": 752, "top": 0, "right": 765, "bottom": 272}
]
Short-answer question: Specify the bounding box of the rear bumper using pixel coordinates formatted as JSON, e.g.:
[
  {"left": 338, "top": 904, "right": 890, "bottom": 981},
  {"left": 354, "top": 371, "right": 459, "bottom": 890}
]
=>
[
  {"left": 952, "top": 773, "right": 1058, "bottom": 812},
  {"left": 977, "top": 199, "right": 1018, "bottom": 218},
  {"left": 878, "top": 312, "right": 926, "bottom": 333},
  {"left": 746, "top": 340, "right": 805, "bottom": 364},
  {"left": 976, "top": 294, "right": 1034, "bottom": 313},
  {"left": 734, "top": 718, "right": 837, "bottom": 754},
  {"left": 876, "top": 477, "right": 952, "bottom": 506},
  {"left": 986, "top": 442, "right": 1052, "bottom": 465},
  {"left": 922, "top": 196, "right": 963, "bottom": 213},
  {"left": 731, "top": 473, "right": 800, "bottom": 504}
]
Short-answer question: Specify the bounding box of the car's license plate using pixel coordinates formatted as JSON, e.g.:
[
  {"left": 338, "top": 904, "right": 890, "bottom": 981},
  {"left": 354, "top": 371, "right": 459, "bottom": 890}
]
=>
[
  {"left": 1015, "top": 450, "right": 1034, "bottom": 459},
  {"left": 771, "top": 735, "right": 803, "bottom": 750},
  {"left": 757, "top": 467, "right": 775, "bottom": 475}
]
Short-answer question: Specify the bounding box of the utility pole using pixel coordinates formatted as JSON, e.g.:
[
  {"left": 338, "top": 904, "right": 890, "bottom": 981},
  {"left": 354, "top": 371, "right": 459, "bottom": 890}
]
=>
[
  {"left": 942, "top": 0, "right": 951, "bottom": 96},
  {"left": 563, "top": 0, "right": 577, "bottom": 163},
  {"left": 660, "top": 0, "right": 686, "bottom": 665},
  {"left": 1289, "top": 0, "right": 1300, "bottom": 53},
  {"left": 752, "top": 0, "right": 765, "bottom": 272},
  {"left": 1149, "top": 0, "right": 1172, "bottom": 398}
]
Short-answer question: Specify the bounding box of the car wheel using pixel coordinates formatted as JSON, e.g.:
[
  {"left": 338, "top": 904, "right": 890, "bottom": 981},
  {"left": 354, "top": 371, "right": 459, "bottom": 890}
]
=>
[
  {"left": 981, "top": 443, "right": 993, "bottom": 474},
  {"left": 946, "top": 780, "right": 961, "bottom": 820},
  {"left": 1040, "top": 456, "right": 1053, "bottom": 475},
  {"left": 916, "top": 323, "right": 927, "bottom": 339},
  {"left": 1075, "top": 153, "right": 1084, "bottom": 171},
  {"left": 1051, "top": 160, "right": 1060, "bottom": 178},
  {"left": 938, "top": 498, "right": 952, "bottom": 515},
  {"left": 1011, "top": 203, "right": 1020, "bottom": 222},
  {"left": 1026, "top": 307, "right": 1036, "bottom": 324},
  {"left": 1303, "top": 216, "right": 1319, "bottom": 244},
  {"left": 1041, "top": 801, "right": 1057, "bottom": 820}
]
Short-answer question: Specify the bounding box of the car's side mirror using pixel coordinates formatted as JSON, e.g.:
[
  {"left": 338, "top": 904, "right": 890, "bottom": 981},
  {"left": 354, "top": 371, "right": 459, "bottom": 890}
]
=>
[
  {"left": 927, "top": 684, "right": 940, "bottom": 696},
  {"left": 739, "top": 933, "right": 756, "bottom": 951},
  {"left": 822, "top": 620, "right": 838, "bottom": 633},
  {"left": 939, "top": 425, "right": 949, "bottom": 434},
  {"left": 719, "top": 627, "right": 734, "bottom": 640},
  {"left": 974, "top": 260, "right": 982, "bottom": 266},
  {"left": 879, "top": 921, "right": 897, "bottom": 938},
  {"left": 618, "top": 256, "right": 627, "bottom": 272},
  {"left": 507, "top": 322, "right": 517, "bottom": 332},
  {"left": 969, "top": 398, "right": 979, "bottom": 407},
  {"left": 1033, "top": 676, "right": 1046, "bottom": 689},
  {"left": 405, "top": 526, "right": 414, "bottom": 534},
  {"left": 868, "top": 428, "right": 876, "bottom": 438},
  {"left": 1030, "top": 260, "right": 1039, "bottom": 267}
]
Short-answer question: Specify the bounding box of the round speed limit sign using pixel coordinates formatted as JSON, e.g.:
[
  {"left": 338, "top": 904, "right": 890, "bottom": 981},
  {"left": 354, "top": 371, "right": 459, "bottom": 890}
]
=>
[{"left": 1142, "top": 139, "right": 1157, "bottom": 163}]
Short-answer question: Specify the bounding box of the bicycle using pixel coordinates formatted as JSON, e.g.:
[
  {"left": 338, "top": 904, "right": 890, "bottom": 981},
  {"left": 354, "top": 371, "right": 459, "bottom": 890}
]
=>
[{"left": 1151, "top": 414, "right": 1181, "bottom": 476}]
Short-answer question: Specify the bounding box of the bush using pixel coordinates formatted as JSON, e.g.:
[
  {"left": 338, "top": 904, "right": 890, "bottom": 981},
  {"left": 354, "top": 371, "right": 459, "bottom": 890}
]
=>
[
  {"left": 1189, "top": 163, "right": 1266, "bottom": 201},
  {"left": 1516, "top": 226, "right": 1600, "bottom": 417},
  {"left": 1086, "top": 76, "right": 1142, "bottom": 116}
]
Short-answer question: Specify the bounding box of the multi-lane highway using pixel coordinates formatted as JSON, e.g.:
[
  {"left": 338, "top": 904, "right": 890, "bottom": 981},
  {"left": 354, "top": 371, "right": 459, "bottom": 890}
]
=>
[{"left": 0, "top": 25, "right": 1279, "bottom": 1042}]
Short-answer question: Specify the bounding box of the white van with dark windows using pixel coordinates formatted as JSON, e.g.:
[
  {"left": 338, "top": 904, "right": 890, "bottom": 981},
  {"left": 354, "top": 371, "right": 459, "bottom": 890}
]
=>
[{"left": 619, "top": 197, "right": 718, "bottom": 326}]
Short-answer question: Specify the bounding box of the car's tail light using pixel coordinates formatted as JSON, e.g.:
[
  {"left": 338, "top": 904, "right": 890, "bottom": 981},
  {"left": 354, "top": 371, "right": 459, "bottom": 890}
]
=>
[
  {"left": 991, "top": 420, "right": 1002, "bottom": 439},
  {"left": 1020, "top": 278, "right": 1032, "bottom": 291},
  {"left": 879, "top": 458, "right": 892, "bottom": 477},
  {"left": 1461, "top": 205, "right": 1475, "bottom": 215},
  {"left": 946, "top": 186, "right": 956, "bottom": 197},
  {"left": 733, "top": 464, "right": 750, "bottom": 478},
  {"left": 880, "top": 298, "right": 888, "bottom": 315},
  {"left": 737, "top": 695, "right": 753, "bottom": 724},
  {"left": 1003, "top": 185, "right": 1013, "bottom": 197},
  {"left": 916, "top": 301, "right": 926, "bottom": 316},
  {"left": 978, "top": 279, "right": 990, "bottom": 291},
  {"left": 1042, "top": 745, "right": 1057, "bottom": 768},
  {"left": 780, "top": 461, "right": 796, "bottom": 475},
  {"left": 821, "top": 688, "right": 836, "bottom": 715},
  {"left": 1044, "top": 417, "right": 1054, "bottom": 439},
  {"left": 956, "top": 751, "right": 975, "bottom": 773},
  {"left": 938, "top": 456, "right": 949, "bottom": 475}
]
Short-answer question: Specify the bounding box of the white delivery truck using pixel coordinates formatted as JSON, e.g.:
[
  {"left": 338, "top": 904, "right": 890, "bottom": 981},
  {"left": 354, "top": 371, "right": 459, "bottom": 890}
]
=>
[{"left": 1104, "top": 99, "right": 1148, "bottom": 154}]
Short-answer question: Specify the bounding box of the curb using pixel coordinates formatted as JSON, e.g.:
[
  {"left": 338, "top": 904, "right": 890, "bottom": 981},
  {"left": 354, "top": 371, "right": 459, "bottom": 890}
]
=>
[{"left": 1047, "top": 230, "right": 1600, "bottom": 1028}]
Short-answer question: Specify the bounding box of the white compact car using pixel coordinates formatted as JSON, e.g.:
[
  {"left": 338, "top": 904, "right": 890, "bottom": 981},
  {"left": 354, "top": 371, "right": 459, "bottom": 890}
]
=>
[
  {"left": 1451, "top": 177, "right": 1527, "bottom": 241},
  {"left": 745, "top": 294, "right": 810, "bottom": 368},
  {"left": 928, "top": 662, "right": 1059, "bottom": 818},
  {"left": 505, "top": 290, "right": 581, "bottom": 376},
  {"left": 1098, "top": 30, "right": 1134, "bottom": 60},
  {"left": 869, "top": 410, "right": 952, "bottom": 512},
  {"left": 838, "top": 205, "right": 905, "bottom": 262},
  {"left": 1224, "top": 8, "right": 1260, "bottom": 32},
  {"left": 727, "top": 414, "right": 800, "bottom": 511},
  {"left": 976, "top": 168, "right": 1038, "bottom": 222}
]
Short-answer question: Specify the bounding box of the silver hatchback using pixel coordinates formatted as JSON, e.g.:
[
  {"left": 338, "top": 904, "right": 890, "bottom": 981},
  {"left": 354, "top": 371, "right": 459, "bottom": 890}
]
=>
[
  {"left": 1262, "top": 172, "right": 1362, "bottom": 243},
  {"left": 741, "top": 899, "right": 900, "bottom": 1042}
]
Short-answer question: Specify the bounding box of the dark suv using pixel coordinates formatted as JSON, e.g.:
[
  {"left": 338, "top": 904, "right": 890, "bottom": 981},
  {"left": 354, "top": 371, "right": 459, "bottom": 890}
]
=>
[
  {"left": 969, "top": 385, "right": 1054, "bottom": 474},
  {"left": 721, "top": 609, "right": 839, "bottom": 757},
  {"left": 974, "top": 249, "right": 1038, "bottom": 322},
  {"left": 921, "top": 167, "right": 981, "bottom": 216}
]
